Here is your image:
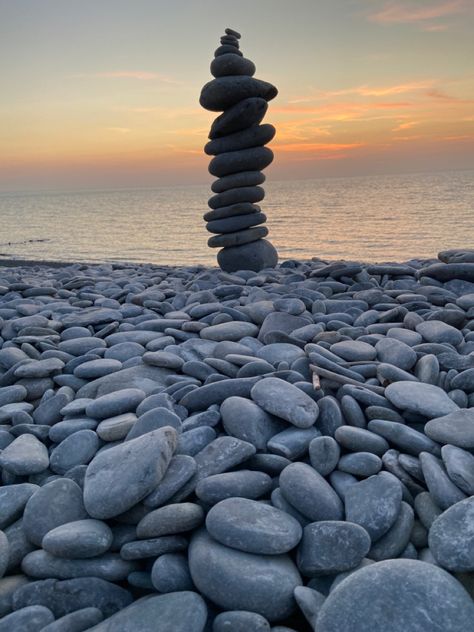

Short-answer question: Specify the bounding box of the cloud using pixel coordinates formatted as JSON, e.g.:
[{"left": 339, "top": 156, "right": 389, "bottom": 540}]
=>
[
  {"left": 274, "top": 142, "right": 365, "bottom": 153},
  {"left": 368, "top": 1, "right": 468, "bottom": 24},
  {"left": 76, "top": 71, "right": 182, "bottom": 84},
  {"left": 288, "top": 80, "right": 435, "bottom": 104},
  {"left": 392, "top": 120, "right": 418, "bottom": 131}
]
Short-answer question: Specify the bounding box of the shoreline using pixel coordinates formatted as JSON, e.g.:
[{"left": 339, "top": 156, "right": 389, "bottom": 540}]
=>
[{"left": 0, "top": 249, "right": 473, "bottom": 628}]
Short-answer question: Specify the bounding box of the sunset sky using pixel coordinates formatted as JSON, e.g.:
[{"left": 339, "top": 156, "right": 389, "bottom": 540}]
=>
[{"left": 1, "top": 0, "right": 473, "bottom": 191}]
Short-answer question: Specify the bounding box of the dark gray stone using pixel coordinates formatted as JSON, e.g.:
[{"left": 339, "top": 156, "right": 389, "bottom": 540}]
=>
[
  {"left": 200, "top": 76, "right": 278, "bottom": 111},
  {"left": 143, "top": 455, "right": 197, "bottom": 508},
  {"left": 221, "top": 396, "right": 285, "bottom": 449},
  {"left": 210, "top": 53, "right": 256, "bottom": 78},
  {"left": 279, "top": 462, "right": 343, "bottom": 522},
  {"left": 85, "top": 592, "right": 207, "bottom": 632},
  {"left": 450, "top": 368, "right": 474, "bottom": 391},
  {"left": 316, "top": 559, "right": 474, "bottom": 632},
  {"left": 83, "top": 426, "right": 177, "bottom": 519},
  {"left": 251, "top": 377, "right": 319, "bottom": 428},
  {"left": 196, "top": 470, "right": 272, "bottom": 504},
  {"left": 367, "top": 419, "right": 440, "bottom": 456},
  {"left": 150, "top": 554, "right": 193, "bottom": 592},
  {"left": 217, "top": 239, "right": 278, "bottom": 273},
  {"left": 40, "top": 607, "right": 104, "bottom": 632},
  {"left": 21, "top": 550, "right": 136, "bottom": 582},
  {"left": 180, "top": 377, "right": 260, "bottom": 411},
  {"left": 11, "top": 577, "right": 132, "bottom": 618},
  {"left": 209, "top": 99, "right": 268, "bottom": 139},
  {"left": 206, "top": 497, "right": 302, "bottom": 554},
  {"left": 213, "top": 611, "right": 270, "bottom": 631},
  {"left": 211, "top": 171, "right": 265, "bottom": 193},
  {"left": 209, "top": 147, "right": 273, "bottom": 178},
  {"left": 23, "top": 479, "right": 87, "bottom": 546},
  {"left": 42, "top": 519, "right": 113, "bottom": 559},
  {"left": 338, "top": 452, "right": 382, "bottom": 477},
  {"left": 0, "top": 483, "right": 38, "bottom": 530},
  {"left": 0, "top": 434, "right": 49, "bottom": 475},
  {"left": 85, "top": 388, "right": 146, "bottom": 419},
  {"left": 189, "top": 529, "right": 301, "bottom": 622},
  {"left": 208, "top": 226, "right": 269, "bottom": 248},
  {"left": 344, "top": 472, "right": 402, "bottom": 542},
  {"left": 208, "top": 185, "right": 265, "bottom": 210},
  {"left": 330, "top": 341, "right": 376, "bottom": 362},
  {"left": 120, "top": 535, "right": 187, "bottom": 560},
  {"left": 429, "top": 497, "right": 474, "bottom": 572},
  {"left": 424, "top": 408, "right": 474, "bottom": 448},
  {"left": 208, "top": 123, "right": 275, "bottom": 153},
  {"left": 136, "top": 503, "right": 204, "bottom": 538},
  {"left": 375, "top": 338, "right": 417, "bottom": 371},
  {"left": 207, "top": 211, "right": 267, "bottom": 234},
  {"left": 334, "top": 426, "right": 389, "bottom": 456},
  {"left": 298, "top": 521, "right": 371, "bottom": 575},
  {"left": 441, "top": 444, "right": 474, "bottom": 495},
  {"left": 367, "top": 501, "right": 414, "bottom": 561},
  {"left": 50, "top": 429, "right": 99, "bottom": 474},
  {"left": 420, "top": 451, "right": 466, "bottom": 510},
  {"left": 416, "top": 320, "right": 463, "bottom": 346},
  {"left": 309, "top": 436, "right": 340, "bottom": 476},
  {"left": 0, "top": 605, "right": 54, "bottom": 631},
  {"left": 385, "top": 381, "right": 459, "bottom": 417}
]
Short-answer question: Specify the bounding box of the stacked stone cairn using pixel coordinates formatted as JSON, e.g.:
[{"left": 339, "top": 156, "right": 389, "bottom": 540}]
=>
[{"left": 200, "top": 27, "right": 279, "bottom": 273}]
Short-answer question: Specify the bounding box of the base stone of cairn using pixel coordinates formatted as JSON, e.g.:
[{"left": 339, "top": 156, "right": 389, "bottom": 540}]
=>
[{"left": 200, "top": 27, "right": 279, "bottom": 273}]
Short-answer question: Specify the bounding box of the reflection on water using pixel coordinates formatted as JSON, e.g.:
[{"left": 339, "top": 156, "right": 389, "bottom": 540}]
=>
[{"left": 0, "top": 170, "right": 472, "bottom": 265}]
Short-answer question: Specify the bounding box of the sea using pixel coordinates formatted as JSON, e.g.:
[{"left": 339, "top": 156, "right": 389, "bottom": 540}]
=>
[{"left": 0, "top": 170, "right": 472, "bottom": 267}]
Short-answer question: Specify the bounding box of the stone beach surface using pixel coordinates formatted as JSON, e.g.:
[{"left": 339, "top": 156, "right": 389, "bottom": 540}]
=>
[{"left": 0, "top": 247, "right": 473, "bottom": 630}]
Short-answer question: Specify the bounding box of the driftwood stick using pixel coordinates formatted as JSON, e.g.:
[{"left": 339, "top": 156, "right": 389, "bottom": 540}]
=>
[{"left": 309, "top": 364, "right": 386, "bottom": 395}]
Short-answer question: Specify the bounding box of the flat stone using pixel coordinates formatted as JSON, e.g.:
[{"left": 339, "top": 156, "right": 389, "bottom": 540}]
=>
[
  {"left": 279, "top": 462, "right": 343, "bottom": 521},
  {"left": 120, "top": 535, "right": 187, "bottom": 560},
  {"left": 416, "top": 320, "right": 464, "bottom": 346},
  {"left": 206, "top": 497, "right": 302, "bottom": 554},
  {"left": 330, "top": 341, "right": 376, "bottom": 362},
  {"left": 217, "top": 239, "right": 278, "bottom": 273},
  {"left": 179, "top": 377, "right": 260, "bottom": 411},
  {"left": 97, "top": 413, "right": 137, "bottom": 441},
  {"left": 429, "top": 497, "right": 474, "bottom": 571},
  {"left": 210, "top": 53, "right": 256, "bottom": 78},
  {"left": 149, "top": 553, "right": 193, "bottom": 593},
  {"left": 367, "top": 419, "right": 440, "bottom": 456},
  {"left": 195, "top": 470, "right": 272, "bottom": 504},
  {"left": 143, "top": 455, "right": 197, "bottom": 508},
  {"left": 21, "top": 550, "right": 135, "bottom": 582},
  {"left": 258, "top": 311, "right": 310, "bottom": 341},
  {"left": 204, "top": 202, "right": 260, "bottom": 222},
  {"left": 334, "top": 426, "right": 389, "bottom": 456},
  {"left": 76, "top": 365, "right": 172, "bottom": 399},
  {"left": 12, "top": 577, "right": 132, "bottom": 618},
  {"left": 23, "top": 479, "right": 87, "bottom": 546},
  {"left": 13, "top": 358, "right": 65, "bottom": 378},
  {"left": 309, "top": 436, "right": 340, "bottom": 476},
  {"left": 367, "top": 501, "right": 414, "bottom": 561},
  {"left": 338, "top": 452, "right": 382, "bottom": 477},
  {"left": 0, "top": 605, "right": 54, "bottom": 631},
  {"left": 211, "top": 171, "right": 265, "bottom": 193},
  {"left": 201, "top": 321, "right": 258, "bottom": 342},
  {"left": 441, "top": 444, "right": 474, "bottom": 495},
  {"left": 49, "top": 429, "right": 99, "bottom": 474},
  {"left": 450, "top": 368, "right": 474, "bottom": 392},
  {"left": 298, "top": 521, "right": 371, "bottom": 575},
  {"left": 42, "top": 519, "right": 113, "bottom": 559},
  {"left": 385, "top": 381, "right": 459, "bottom": 417},
  {"left": 85, "top": 388, "right": 146, "bottom": 419},
  {"left": 251, "top": 377, "right": 319, "bottom": 428},
  {"left": 209, "top": 226, "right": 269, "bottom": 248},
  {"left": 375, "top": 338, "right": 417, "bottom": 371},
  {"left": 207, "top": 211, "right": 266, "bottom": 234},
  {"left": 40, "top": 608, "right": 104, "bottom": 632},
  {"left": 221, "top": 396, "right": 285, "bottom": 449},
  {"left": 209, "top": 147, "right": 273, "bottom": 178},
  {"left": 344, "top": 472, "right": 402, "bottom": 542},
  {"left": 189, "top": 529, "right": 301, "bottom": 622},
  {"left": 213, "top": 611, "right": 270, "bottom": 632},
  {"left": 136, "top": 503, "right": 204, "bottom": 538},
  {"left": 0, "top": 483, "right": 38, "bottom": 529},
  {"left": 208, "top": 122, "right": 275, "bottom": 153},
  {"left": 425, "top": 408, "right": 474, "bottom": 448},
  {"left": 85, "top": 592, "right": 208, "bottom": 632},
  {"left": 419, "top": 452, "right": 466, "bottom": 510},
  {"left": 316, "top": 559, "right": 474, "bottom": 632},
  {"left": 60, "top": 307, "right": 122, "bottom": 328},
  {"left": 74, "top": 359, "right": 122, "bottom": 379},
  {"left": 83, "top": 426, "right": 177, "bottom": 519},
  {"left": 200, "top": 76, "right": 278, "bottom": 111},
  {"left": 0, "top": 434, "right": 49, "bottom": 475},
  {"left": 209, "top": 99, "right": 267, "bottom": 139}
]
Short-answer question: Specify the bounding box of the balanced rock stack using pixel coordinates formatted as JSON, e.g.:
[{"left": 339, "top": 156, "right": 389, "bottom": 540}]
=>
[{"left": 200, "top": 27, "right": 279, "bottom": 273}]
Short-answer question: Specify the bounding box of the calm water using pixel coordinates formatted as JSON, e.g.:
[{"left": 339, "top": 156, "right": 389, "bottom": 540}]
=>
[{"left": 0, "top": 171, "right": 472, "bottom": 266}]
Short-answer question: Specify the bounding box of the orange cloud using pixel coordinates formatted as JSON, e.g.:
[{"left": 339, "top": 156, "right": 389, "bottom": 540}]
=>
[
  {"left": 274, "top": 142, "right": 365, "bottom": 153},
  {"left": 392, "top": 121, "right": 418, "bottom": 131},
  {"left": 368, "top": 1, "right": 468, "bottom": 24}
]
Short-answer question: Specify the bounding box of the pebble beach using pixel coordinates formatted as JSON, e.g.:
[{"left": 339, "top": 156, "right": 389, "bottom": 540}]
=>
[{"left": 0, "top": 250, "right": 473, "bottom": 631}]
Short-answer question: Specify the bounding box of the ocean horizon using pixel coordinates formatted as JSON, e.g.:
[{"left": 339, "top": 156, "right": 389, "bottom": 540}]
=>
[{"left": 1, "top": 168, "right": 473, "bottom": 266}]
